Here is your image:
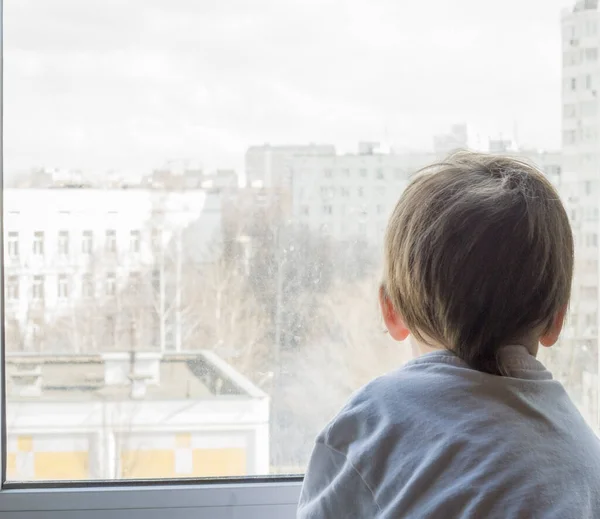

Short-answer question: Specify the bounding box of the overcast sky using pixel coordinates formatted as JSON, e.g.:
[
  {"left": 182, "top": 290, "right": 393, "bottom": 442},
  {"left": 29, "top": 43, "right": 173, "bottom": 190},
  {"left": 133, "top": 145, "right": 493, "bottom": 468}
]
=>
[{"left": 4, "top": 0, "right": 574, "bottom": 177}]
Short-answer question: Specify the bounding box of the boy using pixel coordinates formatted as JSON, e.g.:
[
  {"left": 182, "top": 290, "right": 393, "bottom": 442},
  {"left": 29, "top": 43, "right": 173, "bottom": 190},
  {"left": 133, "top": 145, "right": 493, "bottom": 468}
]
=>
[{"left": 298, "top": 152, "right": 600, "bottom": 518}]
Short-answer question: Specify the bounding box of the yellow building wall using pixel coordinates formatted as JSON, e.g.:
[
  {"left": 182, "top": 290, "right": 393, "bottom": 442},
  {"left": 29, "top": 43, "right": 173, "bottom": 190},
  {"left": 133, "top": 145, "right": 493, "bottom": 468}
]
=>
[
  {"left": 6, "top": 453, "right": 17, "bottom": 479},
  {"left": 34, "top": 452, "right": 89, "bottom": 480},
  {"left": 121, "top": 447, "right": 246, "bottom": 478},
  {"left": 121, "top": 449, "right": 176, "bottom": 479},
  {"left": 7, "top": 435, "right": 89, "bottom": 481}
]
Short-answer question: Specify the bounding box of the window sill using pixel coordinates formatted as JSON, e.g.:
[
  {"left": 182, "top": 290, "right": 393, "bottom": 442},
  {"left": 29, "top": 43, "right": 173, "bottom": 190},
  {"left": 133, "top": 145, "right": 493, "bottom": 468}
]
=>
[{"left": 0, "top": 480, "right": 302, "bottom": 518}]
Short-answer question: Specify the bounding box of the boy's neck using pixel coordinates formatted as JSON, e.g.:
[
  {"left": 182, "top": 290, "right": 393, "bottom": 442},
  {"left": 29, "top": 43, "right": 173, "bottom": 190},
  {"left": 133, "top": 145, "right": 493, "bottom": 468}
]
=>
[{"left": 411, "top": 334, "right": 540, "bottom": 359}]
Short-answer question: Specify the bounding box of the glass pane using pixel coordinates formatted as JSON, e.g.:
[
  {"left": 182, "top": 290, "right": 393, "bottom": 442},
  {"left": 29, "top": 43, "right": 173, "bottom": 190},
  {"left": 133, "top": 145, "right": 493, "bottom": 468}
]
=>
[{"left": 3, "top": 0, "right": 598, "bottom": 484}]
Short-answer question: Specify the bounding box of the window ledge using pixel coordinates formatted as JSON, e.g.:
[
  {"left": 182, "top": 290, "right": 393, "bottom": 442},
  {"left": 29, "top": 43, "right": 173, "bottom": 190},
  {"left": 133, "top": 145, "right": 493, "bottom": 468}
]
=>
[{"left": 0, "top": 480, "right": 302, "bottom": 518}]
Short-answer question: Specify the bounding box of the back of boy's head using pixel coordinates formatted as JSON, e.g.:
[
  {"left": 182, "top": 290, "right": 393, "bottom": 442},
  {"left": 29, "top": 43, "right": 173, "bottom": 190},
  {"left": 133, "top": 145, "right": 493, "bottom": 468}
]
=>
[{"left": 383, "top": 151, "right": 574, "bottom": 375}]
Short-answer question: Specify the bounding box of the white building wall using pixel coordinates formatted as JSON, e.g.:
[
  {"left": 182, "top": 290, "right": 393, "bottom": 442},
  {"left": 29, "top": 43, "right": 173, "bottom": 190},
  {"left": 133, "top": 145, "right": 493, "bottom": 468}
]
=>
[{"left": 3, "top": 188, "right": 222, "bottom": 347}]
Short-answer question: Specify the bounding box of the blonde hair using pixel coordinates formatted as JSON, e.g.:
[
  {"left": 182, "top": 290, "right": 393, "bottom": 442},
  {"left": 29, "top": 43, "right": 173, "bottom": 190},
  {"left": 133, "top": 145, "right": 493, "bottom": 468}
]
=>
[{"left": 383, "top": 151, "right": 574, "bottom": 375}]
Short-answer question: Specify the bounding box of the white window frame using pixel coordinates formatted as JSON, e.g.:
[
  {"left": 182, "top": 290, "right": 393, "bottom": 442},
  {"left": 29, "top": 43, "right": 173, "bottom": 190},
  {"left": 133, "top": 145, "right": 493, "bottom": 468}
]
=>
[
  {"left": 32, "top": 231, "right": 44, "bottom": 256},
  {"left": 6, "top": 231, "right": 18, "bottom": 258},
  {"left": 0, "top": 3, "right": 302, "bottom": 515},
  {"left": 57, "top": 274, "right": 69, "bottom": 299},
  {"left": 82, "top": 230, "right": 93, "bottom": 254},
  {"left": 106, "top": 229, "right": 117, "bottom": 253},
  {"left": 129, "top": 229, "right": 141, "bottom": 253},
  {"left": 58, "top": 230, "right": 69, "bottom": 256}
]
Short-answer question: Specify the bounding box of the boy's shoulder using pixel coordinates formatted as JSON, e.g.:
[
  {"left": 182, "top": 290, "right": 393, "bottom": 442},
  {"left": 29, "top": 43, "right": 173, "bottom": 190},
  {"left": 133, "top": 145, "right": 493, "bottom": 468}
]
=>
[{"left": 319, "top": 352, "right": 466, "bottom": 454}]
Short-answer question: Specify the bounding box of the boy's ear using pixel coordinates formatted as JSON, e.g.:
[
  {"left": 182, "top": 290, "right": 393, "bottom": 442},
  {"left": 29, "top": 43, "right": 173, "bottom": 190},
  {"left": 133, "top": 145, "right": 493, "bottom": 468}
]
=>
[
  {"left": 540, "top": 305, "right": 568, "bottom": 348},
  {"left": 379, "top": 286, "right": 410, "bottom": 341}
]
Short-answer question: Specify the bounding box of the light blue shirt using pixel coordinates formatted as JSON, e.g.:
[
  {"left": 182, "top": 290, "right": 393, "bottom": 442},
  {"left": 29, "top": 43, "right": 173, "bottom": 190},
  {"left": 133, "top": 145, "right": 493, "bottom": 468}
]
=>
[{"left": 298, "top": 346, "right": 600, "bottom": 518}]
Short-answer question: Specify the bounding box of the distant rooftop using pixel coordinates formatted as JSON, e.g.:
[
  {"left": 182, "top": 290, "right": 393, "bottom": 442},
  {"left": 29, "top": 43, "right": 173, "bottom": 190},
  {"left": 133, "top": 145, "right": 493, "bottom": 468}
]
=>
[
  {"left": 574, "top": 0, "right": 598, "bottom": 12},
  {"left": 6, "top": 351, "right": 266, "bottom": 402}
]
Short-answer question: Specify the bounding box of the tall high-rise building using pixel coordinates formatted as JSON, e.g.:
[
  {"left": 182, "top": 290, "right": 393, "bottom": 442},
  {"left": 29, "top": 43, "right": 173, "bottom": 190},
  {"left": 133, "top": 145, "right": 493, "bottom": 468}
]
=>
[{"left": 561, "top": 0, "right": 600, "bottom": 425}]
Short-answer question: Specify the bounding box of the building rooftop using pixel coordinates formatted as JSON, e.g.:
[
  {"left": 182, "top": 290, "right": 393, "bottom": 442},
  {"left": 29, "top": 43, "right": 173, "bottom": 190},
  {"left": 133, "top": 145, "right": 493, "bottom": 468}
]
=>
[
  {"left": 6, "top": 350, "right": 266, "bottom": 403},
  {"left": 573, "top": 0, "right": 598, "bottom": 12}
]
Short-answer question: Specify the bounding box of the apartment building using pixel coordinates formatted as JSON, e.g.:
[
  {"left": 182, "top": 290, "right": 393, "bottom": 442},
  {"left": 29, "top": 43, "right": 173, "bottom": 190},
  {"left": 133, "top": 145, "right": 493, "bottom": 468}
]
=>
[
  {"left": 288, "top": 142, "right": 562, "bottom": 249},
  {"left": 561, "top": 1, "right": 600, "bottom": 352}
]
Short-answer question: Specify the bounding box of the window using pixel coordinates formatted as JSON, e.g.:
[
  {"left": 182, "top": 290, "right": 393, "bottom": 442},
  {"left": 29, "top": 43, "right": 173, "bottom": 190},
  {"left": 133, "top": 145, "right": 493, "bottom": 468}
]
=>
[
  {"left": 7, "top": 231, "right": 19, "bottom": 258},
  {"left": 564, "top": 104, "right": 576, "bottom": 118},
  {"left": 320, "top": 186, "right": 333, "bottom": 198},
  {"left": 130, "top": 230, "right": 141, "bottom": 253},
  {"left": 152, "top": 228, "right": 162, "bottom": 250},
  {"left": 564, "top": 129, "right": 577, "bottom": 145},
  {"left": 106, "top": 229, "right": 117, "bottom": 253},
  {"left": 32, "top": 275, "right": 45, "bottom": 301},
  {"left": 586, "top": 48, "right": 598, "bottom": 61},
  {"left": 129, "top": 271, "right": 141, "bottom": 293},
  {"left": 7, "top": 275, "right": 19, "bottom": 300},
  {"left": 57, "top": 274, "right": 70, "bottom": 299},
  {"left": 586, "top": 233, "right": 598, "bottom": 247},
  {"left": 58, "top": 230, "right": 69, "bottom": 255},
  {"left": 581, "top": 100, "right": 597, "bottom": 117},
  {"left": 82, "top": 230, "right": 93, "bottom": 254},
  {"left": 82, "top": 273, "right": 94, "bottom": 298},
  {"left": 582, "top": 286, "right": 598, "bottom": 300},
  {"left": 106, "top": 272, "right": 116, "bottom": 296},
  {"left": 105, "top": 315, "right": 116, "bottom": 346},
  {"left": 3, "top": 1, "right": 600, "bottom": 517},
  {"left": 33, "top": 231, "right": 44, "bottom": 256}
]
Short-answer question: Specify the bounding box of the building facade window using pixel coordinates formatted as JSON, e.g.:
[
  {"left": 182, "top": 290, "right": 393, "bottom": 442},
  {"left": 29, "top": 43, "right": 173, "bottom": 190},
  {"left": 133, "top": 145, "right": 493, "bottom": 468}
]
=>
[
  {"left": 106, "top": 230, "right": 117, "bottom": 253},
  {"left": 32, "top": 275, "right": 45, "bottom": 300},
  {"left": 129, "top": 271, "right": 141, "bottom": 294},
  {"left": 130, "top": 230, "right": 141, "bottom": 253},
  {"left": 33, "top": 231, "right": 45, "bottom": 256},
  {"left": 58, "top": 274, "right": 70, "bottom": 299},
  {"left": 586, "top": 48, "right": 598, "bottom": 61},
  {"left": 82, "top": 273, "right": 94, "bottom": 298},
  {"left": 564, "top": 103, "right": 576, "bottom": 118},
  {"left": 82, "top": 230, "right": 93, "bottom": 254},
  {"left": 7, "top": 275, "right": 19, "bottom": 300},
  {"left": 106, "top": 272, "right": 116, "bottom": 296},
  {"left": 58, "top": 230, "right": 70, "bottom": 255},
  {"left": 7, "top": 231, "right": 19, "bottom": 258}
]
